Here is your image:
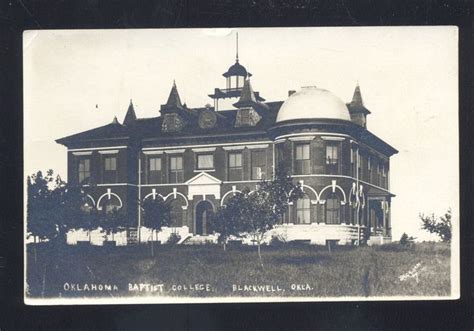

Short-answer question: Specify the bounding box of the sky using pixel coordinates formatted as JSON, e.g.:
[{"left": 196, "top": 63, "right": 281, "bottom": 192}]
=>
[{"left": 23, "top": 27, "right": 459, "bottom": 242}]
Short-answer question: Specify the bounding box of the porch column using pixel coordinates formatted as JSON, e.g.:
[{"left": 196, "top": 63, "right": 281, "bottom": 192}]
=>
[{"left": 382, "top": 198, "right": 387, "bottom": 236}]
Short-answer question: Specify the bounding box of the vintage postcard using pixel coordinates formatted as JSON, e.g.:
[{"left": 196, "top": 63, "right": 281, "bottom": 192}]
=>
[{"left": 23, "top": 27, "right": 459, "bottom": 305}]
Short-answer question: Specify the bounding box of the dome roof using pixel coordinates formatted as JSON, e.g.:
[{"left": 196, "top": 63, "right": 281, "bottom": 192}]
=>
[
  {"left": 223, "top": 61, "right": 249, "bottom": 78},
  {"left": 276, "top": 86, "right": 351, "bottom": 123}
]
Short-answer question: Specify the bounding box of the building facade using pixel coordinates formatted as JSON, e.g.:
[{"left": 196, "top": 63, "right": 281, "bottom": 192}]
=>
[{"left": 57, "top": 53, "right": 398, "bottom": 246}]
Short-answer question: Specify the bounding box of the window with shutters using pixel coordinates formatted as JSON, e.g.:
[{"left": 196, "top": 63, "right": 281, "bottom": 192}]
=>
[
  {"left": 251, "top": 150, "right": 267, "bottom": 180},
  {"left": 228, "top": 152, "right": 243, "bottom": 181},
  {"left": 294, "top": 143, "right": 310, "bottom": 175}
]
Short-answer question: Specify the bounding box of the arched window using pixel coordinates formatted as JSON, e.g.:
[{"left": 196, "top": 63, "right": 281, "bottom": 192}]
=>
[
  {"left": 101, "top": 196, "right": 121, "bottom": 214},
  {"left": 296, "top": 197, "right": 311, "bottom": 224},
  {"left": 169, "top": 199, "right": 184, "bottom": 227},
  {"left": 326, "top": 194, "right": 341, "bottom": 224}
]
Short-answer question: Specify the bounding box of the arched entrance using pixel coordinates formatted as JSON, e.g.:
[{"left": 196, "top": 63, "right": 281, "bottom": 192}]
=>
[{"left": 195, "top": 200, "right": 214, "bottom": 235}]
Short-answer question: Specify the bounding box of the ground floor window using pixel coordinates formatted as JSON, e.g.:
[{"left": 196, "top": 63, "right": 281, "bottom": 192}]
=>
[
  {"left": 325, "top": 194, "right": 341, "bottom": 224},
  {"left": 296, "top": 197, "right": 311, "bottom": 224}
]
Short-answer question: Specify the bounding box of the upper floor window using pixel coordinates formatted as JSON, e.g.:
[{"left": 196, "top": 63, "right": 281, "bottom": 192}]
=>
[
  {"left": 169, "top": 155, "right": 184, "bottom": 183},
  {"left": 326, "top": 144, "right": 339, "bottom": 175},
  {"left": 197, "top": 154, "right": 214, "bottom": 170},
  {"left": 78, "top": 158, "right": 90, "bottom": 184},
  {"left": 296, "top": 197, "right": 311, "bottom": 224},
  {"left": 148, "top": 157, "right": 162, "bottom": 184},
  {"left": 251, "top": 150, "right": 267, "bottom": 180},
  {"left": 294, "top": 143, "right": 310, "bottom": 175},
  {"left": 103, "top": 156, "right": 117, "bottom": 183},
  {"left": 228, "top": 152, "right": 243, "bottom": 181}
]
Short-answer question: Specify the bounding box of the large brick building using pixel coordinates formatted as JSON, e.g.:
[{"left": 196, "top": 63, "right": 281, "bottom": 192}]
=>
[{"left": 57, "top": 51, "right": 397, "bottom": 246}]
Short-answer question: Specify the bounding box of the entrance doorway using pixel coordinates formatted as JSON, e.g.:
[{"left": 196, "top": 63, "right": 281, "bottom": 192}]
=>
[{"left": 195, "top": 200, "right": 214, "bottom": 235}]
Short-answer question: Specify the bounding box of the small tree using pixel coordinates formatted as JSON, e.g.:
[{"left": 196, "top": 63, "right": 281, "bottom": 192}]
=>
[
  {"left": 142, "top": 198, "right": 172, "bottom": 256},
  {"left": 209, "top": 193, "right": 248, "bottom": 251},
  {"left": 420, "top": 209, "right": 452, "bottom": 242},
  {"left": 100, "top": 208, "right": 127, "bottom": 245},
  {"left": 216, "top": 168, "right": 303, "bottom": 268}
]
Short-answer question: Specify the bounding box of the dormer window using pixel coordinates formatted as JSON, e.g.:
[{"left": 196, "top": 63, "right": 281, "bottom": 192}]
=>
[
  {"left": 162, "top": 113, "right": 184, "bottom": 132},
  {"left": 240, "top": 108, "right": 250, "bottom": 125}
]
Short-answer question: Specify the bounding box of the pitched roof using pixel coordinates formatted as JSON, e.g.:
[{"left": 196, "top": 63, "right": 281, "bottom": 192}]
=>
[
  {"left": 165, "top": 81, "right": 183, "bottom": 109},
  {"left": 123, "top": 100, "right": 137, "bottom": 125},
  {"left": 347, "top": 84, "right": 371, "bottom": 115}
]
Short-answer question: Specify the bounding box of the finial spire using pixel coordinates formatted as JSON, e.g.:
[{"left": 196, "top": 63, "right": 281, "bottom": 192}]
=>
[
  {"left": 123, "top": 98, "right": 137, "bottom": 125},
  {"left": 236, "top": 32, "right": 239, "bottom": 62}
]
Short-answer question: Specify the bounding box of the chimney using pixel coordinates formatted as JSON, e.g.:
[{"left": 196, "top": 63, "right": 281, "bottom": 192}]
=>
[{"left": 288, "top": 90, "right": 296, "bottom": 96}]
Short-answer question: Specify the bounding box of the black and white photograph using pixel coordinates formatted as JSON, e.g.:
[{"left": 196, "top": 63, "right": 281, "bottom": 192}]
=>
[{"left": 23, "top": 27, "right": 459, "bottom": 304}]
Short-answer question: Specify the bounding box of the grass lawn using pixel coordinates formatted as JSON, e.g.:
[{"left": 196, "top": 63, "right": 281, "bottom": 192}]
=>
[{"left": 26, "top": 242, "right": 451, "bottom": 300}]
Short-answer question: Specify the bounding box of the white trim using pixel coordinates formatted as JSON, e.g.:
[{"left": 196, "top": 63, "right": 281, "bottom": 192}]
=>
[
  {"left": 140, "top": 183, "right": 187, "bottom": 187},
  {"left": 68, "top": 146, "right": 128, "bottom": 152},
  {"left": 72, "top": 151, "right": 92, "bottom": 156},
  {"left": 143, "top": 141, "right": 272, "bottom": 151},
  {"left": 143, "top": 150, "right": 164, "bottom": 155},
  {"left": 321, "top": 136, "right": 345, "bottom": 141},
  {"left": 222, "top": 146, "right": 245, "bottom": 151},
  {"left": 164, "top": 191, "right": 189, "bottom": 210},
  {"left": 164, "top": 149, "right": 185, "bottom": 154},
  {"left": 246, "top": 144, "right": 269, "bottom": 149},
  {"left": 291, "top": 174, "right": 393, "bottom": 194},
  {"left": 98, "top": 149, "right": 119, "bottom": 154},
  {"left": 194, "top": 169, "right": 215, "bottom": 173},
  {"left": 85, "top": 194, "right": 96, "bottom": 207},
  {"left": 185, "top": 172, "right": 222, "bottom": 185},
  {"left": 81, "top": 183, "right": 138, "bottom": 187},
  {"left": 273, "top": 139, "right": 286, "bottom": 144},
  {"left": 191, "top": 147, "right": 216, "bottom": 152},
  {"left": 288, "top": 136, "right": 315, "bottom": 142},
  {"left": 274, "top": 132, "right": 351, "bottom": 141},
  {"left": 96, "top": 191, "right": 123, "bottom": 210},
  {"left": 222, "top": 180, "right": 261, "bottom": 184},
  {"left": 319, "top": 183, "right": 347, "bottom": 205}
]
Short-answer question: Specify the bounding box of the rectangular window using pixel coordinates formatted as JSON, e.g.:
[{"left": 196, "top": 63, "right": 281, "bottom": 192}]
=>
[
  {"left": 326, "top": 197, "right": 341, "bottom": 224},
  {"left": 228, "top": 152, "right": 243, "bottom": 181},
  {"left": 148, "top": 157, "right": 162, "bottom": 184},
  {"left": 326, "top": 144, "right": 339, "bottom": 175},
  {"left": 251, "top": 150, "right": 267, "bottom": 180},
  {"left": 294, "top": 143, "right": 311, "bottom": 175},
  {"left": 78, "top": 158, "right": 90, "bottom": 184},
  {"left": 197, "top": 154, "right": 214, "bottom": 170},
  {"left": 240, "top": 108, "right": 250, "bottom": 125},
  {"left": 103, "top": 156, "right": 117, "bottom": 183},
  {"left": 169, "top": 155, "right": 183, "bottom": 183},
  {"left": 296, "top": 198, "right": 311, "bottom": 224}
]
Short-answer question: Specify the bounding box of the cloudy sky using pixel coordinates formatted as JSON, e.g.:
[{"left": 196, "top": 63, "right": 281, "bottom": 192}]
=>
[{"left": 24, "top": 27, "right": 458, "bottom": 241}]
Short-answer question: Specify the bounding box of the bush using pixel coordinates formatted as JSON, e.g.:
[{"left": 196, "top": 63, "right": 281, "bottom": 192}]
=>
[
  {"left": 269, "top": 234, "right": 287, "bottom": 247},
  {"left": 399, "top": 233, "right": 415, "bottom": 246},
  {"left": 166, "top": 233, "right": 181, "bottom": 245}
]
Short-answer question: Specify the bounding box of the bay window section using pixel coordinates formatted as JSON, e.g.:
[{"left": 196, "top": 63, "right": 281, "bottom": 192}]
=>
[
  {"left": 228, "top": 152, "right": 243, "bottom": 181},
  {"left": 294, "top": 143, "right": 310, "bottom": 175},
  {"left": 296, "top": 197, "right": 311, "bottom": 224},
  {"left": 169, "top": 155, "right": 184, "bottom": 183},
  {"left": 326, "top": 144, "right": 339, "bottom": 175},
  {"left": 326, "top": 194, "right": 341, "bottom": 224}
]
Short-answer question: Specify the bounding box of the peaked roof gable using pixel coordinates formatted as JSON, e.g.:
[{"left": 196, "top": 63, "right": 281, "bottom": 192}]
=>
[
  {"left": 123, "top": 100, "right": 137, "bottom": 125},
  {"left": 185, "top": 172, "right": 222, "bottom": 185},
  {"left": 165, "top": 81, "right": 183, "bottom": 109}
]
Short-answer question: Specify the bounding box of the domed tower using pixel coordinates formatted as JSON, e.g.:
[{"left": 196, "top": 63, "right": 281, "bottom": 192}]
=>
[
  {"left": 269, "top": 85, "right": 397, "bottom": 246},
  {"left": 208, "top": 33, "right": 265, "bottom": 111}
]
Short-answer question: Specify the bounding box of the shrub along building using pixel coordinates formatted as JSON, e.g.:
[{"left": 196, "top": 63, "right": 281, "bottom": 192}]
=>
[{"left": 57, "top": 50, "right": 397, "bottom": 246}]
